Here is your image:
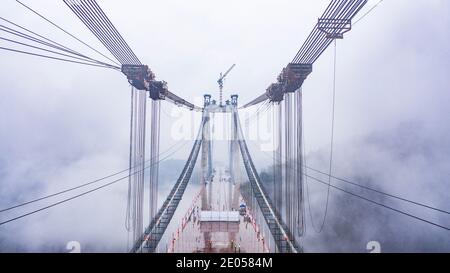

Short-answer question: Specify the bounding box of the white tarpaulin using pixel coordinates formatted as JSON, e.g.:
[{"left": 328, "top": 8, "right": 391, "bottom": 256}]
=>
[{"left": 199, "top": 211, "right": 240, "bottom": 222}]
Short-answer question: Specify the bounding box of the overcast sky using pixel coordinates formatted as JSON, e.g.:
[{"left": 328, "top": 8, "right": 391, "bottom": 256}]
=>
[{"left": 0, "top": 0, "right": 449, "bottom": 252}]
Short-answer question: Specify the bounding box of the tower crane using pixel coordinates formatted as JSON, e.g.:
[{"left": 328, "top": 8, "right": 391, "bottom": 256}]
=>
[{"left": 217, "top": 64, "right": 236, "bottom": 106}]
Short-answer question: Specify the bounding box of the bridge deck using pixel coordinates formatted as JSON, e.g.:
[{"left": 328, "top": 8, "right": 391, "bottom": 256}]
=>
[{"left": 169, "top": 168, "right": 269, "bottom": 253}]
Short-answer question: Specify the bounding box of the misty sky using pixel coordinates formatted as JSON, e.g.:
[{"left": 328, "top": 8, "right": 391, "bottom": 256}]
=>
[{"left": 0, "top": 0, "right": 449, "bottom": 252}]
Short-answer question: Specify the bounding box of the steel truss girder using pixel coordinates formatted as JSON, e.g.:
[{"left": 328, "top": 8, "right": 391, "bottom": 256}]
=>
[
  {"left": 234, "top": 110, "right": 301, "bottom": 253},
  {"left": 131, "top": 117, "right": 206, "bottom": 253}
]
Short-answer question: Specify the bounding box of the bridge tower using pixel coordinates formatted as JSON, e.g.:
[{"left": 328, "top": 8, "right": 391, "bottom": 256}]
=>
[
  {"left": 201, "top": 95, "right": 213, "bottom": 210},
  {"left": 229, "top": 95, "right": 241, "bottom": 209}
]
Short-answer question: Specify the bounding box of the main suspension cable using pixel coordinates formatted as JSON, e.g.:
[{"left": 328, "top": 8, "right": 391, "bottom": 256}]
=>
[{"left": 15, "top": 0, "right": 120, "bottom": 66}]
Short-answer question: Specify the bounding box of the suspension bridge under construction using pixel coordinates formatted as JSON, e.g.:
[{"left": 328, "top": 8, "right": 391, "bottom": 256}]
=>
[{"left": 1, "top": 0, "right": 449, "bottom": 254}]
